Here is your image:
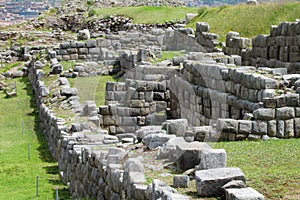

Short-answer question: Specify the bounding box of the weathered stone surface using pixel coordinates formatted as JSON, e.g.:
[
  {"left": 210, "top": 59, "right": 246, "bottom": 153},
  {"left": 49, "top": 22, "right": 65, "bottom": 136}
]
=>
[
  {"left": 176, "top": 141, "right": 212, "bottom": 171},
  {"left": 78, "top": 29, "right": 90, "bottom": 40},
  {"left": 157, "top": 137, "right": 186, "bottom": 161},
  {"left": 199, "top": 148, "right": 227, "bottom": 170},
  {"left": 253, "top": 108, "right": 275, "bottom": 120},
  {"left": 60, "top": 86, "right": 78, "bottom": 96},
  {"left": 146, "top": 179, "right": 179, "bottom": 200},
  {"left": 238, "top": 120, "right": 252, "bottom": 134},
  {"left": 195, "top": 167, "right": 245, "bottom": 197},
  {"left": 221, "top": 180, "right": 246, "bottom": 190},
  {"left": 217, "top": 119, "right": 238, "bottom": 133},
  {"left": 142, "top": 133, "right": 175, "bottom": 149},
  {"left": 162, "top": 119, "right": 188, "bottom": 136},
  {"left": 135, "top": 126, "right": 162, "bottom": 142},
  {"left": 173, "top": 175, "right": 189, "bottom": 188},
  {"left": 276, "top": 107, "right": 295, "bottom": 119},
  {"left": 193, "top": 126, "right": 212, "bottom": 142},
  {"left": 225, "top": 187, "right": 265, "bottom": 200},
  {"left": 252, "top": 120, "right": 268, "bottom": 135},
  {"left": 82, "top": 101, "right": 97, "bottom": 116}
]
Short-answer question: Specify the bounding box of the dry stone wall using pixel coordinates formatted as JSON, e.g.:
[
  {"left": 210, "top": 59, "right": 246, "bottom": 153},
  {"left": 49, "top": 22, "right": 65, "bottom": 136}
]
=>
[
  {"left": 27, "top": 57, "right": 266, "bottom": 200},
  {"left": 252, "top": 20, "right": 300, "bottom": 72}
]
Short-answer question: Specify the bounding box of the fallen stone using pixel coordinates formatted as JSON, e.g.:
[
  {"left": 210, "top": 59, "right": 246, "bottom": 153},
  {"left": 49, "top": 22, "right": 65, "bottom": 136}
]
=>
[
  {"left": 142, "top": 133, "right": 175, "bottom": 149},
  {"left": 157, "top": 137, "right": 186, "bottom": 161},
  {"left": 195, "top": 167, "right": 245, "bottom": 197},
  {"left": 176, "top": 141, "right": 212, "bottom": 171},
  {"left": 221, "top": 180, "right": 246, "bottom": 189},
  {"left": 162, "top": 118, "right": 188, "bottom": 136},
  {"left": 225, "top": 187, "right": 265, "bottom": 200},
  {"left": 173, "top": 175, "right": 189, "bottom": 188},
  {"left": 60, "top": 86, "right": 78, "bottom": 96},
  {"left": 199, "top": 148, "right": 227, "bottom": 170}
]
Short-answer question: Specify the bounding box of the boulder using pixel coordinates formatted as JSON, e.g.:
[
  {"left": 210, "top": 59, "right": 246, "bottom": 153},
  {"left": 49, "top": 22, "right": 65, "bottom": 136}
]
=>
[
  {"left": 157, "top": 137, "right": 186, "bottom": 161},
  {"left": 173, "top": 175, "right": 189, "bottom": 188},
  {"left": 195, "top": 167, "right": 245, "bottom": 197},
  {"left": 199, "top": 148, "right": 227, "bottom": 170},
  {"left": 60, "top": 86, "right": 78, "bottom": 97},
  {"left": 142, "top": 133, "right": 175, "bottom": 149},
  {"left": 176, "top": 141, "right": 212, "bottom": 171},
  {"left": 225, "top": 187, "right": 264, "bottom": 200},
  {"left": 162, "top": 119, "right": 188, "bottom": 136},
  {"left": 77, "top": 29, "right": 90, "bottom": 40}
]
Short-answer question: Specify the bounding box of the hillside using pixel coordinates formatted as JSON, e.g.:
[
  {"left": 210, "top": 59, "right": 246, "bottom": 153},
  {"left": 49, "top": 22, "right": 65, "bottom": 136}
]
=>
[
  {"left": 84, "top": 2, "right": 300, "bottom": 40},
  {"left": 187, "top": 1, "right": 300, "bottom": 40}
]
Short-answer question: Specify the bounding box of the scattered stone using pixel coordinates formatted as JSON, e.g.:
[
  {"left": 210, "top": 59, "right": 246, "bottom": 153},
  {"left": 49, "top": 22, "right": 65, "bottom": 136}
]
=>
[
  {"left": 176, "top": 141, "right": 212, "bottom": 171},
  {"left": 142, "top": 133, "right": 175, "bottom": 149},
  {"left": 173, "top": 175, "right": 189, "bottom": 188},
  {"left": 222, "top": 180, "right": 247, "bottom": 189},
  {"left": 195, "top": 167, "right": 245, "bottom": 197},
  {"left": 225, "top": 187, "right": 265, "bottom": 200},
  {"left": 199, "top": 148, "right": 227, "bottom": 170}
]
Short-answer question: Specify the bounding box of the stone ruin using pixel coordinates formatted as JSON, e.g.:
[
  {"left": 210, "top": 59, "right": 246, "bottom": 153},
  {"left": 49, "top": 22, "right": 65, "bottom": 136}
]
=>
[{"left": 2, "top": 19, "right": 300, "bottom": 199}]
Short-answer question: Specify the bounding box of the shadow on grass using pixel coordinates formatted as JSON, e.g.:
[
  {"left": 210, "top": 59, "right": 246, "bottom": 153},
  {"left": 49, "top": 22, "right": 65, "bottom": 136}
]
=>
[{"left": 20, "top": 76, "right": 71, "bottom": 199}]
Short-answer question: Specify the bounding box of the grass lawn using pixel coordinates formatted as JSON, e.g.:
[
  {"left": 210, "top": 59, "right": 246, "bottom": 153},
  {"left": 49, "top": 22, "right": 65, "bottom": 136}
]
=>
[
  {"left": 72, "top": 75, "right": 118, "bottom": 106},
  {"left": 0, "top": 77, "right": 70, "bottom": 200},
  {"left": 214, "top": 139, "right": 300, "bottom": 199}
]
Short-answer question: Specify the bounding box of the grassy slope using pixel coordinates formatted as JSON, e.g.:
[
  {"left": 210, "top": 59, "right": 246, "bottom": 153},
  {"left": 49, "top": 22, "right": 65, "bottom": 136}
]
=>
[
  {"left": 93, "top": 6, "right": 199, "bottom": 24},
  {"left": 92, "top": 3, "right": 300, "bottom": 41},
  {"left": 0, "top": 78, "right": 70, "bottom": 199},
  {"left": 187, "top": 2, "right": 300, "bottom": 41}
]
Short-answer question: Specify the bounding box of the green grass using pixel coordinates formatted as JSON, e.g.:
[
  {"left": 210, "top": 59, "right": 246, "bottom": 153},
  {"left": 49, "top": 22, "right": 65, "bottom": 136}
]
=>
[
  {"left": 213, "top": 139, "right": 300, "bottom": 199},
  {"left": 60, "top": 61, "right": 75, "bottom": 72},
  {"left": 152, "top": 50, "right": 186, "bottom": 63},
  {"left": 0, "top": 61, "right": 22, "bottom": 73},
  {"left": 73, "top": 75, "right": 118, "bottom": 106},
  {"left": 0, "top": 77, "right": 70, "bottom": 199},
  {"left": 93, "top": 6, "right": 199, "bottom": 24},
  {"left": 187, "top": 2, "right": 300, "bottom": 41}
]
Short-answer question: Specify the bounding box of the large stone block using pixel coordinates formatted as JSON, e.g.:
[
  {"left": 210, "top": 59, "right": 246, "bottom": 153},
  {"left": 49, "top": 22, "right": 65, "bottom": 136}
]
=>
[
  {"left": 253, "top": 108, "right": 275, "bottom": 120},
  {"left": 199, "top": 148, "right": 227, "bottom": 170},
  {"left": 162, "top": 119, "right": 188, "bottom": 136},
  {"left": 225, "top": 187, "right": 265, "bottom": 200},
  {"left": 195, "top": 167, "right": 245, "bottom": 197},
  {"left": 173, "top": 175, "right": 189, "bottom": 188},
  {"left": 252, "top": 120, "right": 267, "bottom": 135},
  {"left": 176, "top": 141, "right": 212, "bottom": 171},
  {"left": 276, "top": 107, "right": 295, "bottom": 120},
  {"left": 142, "top": 133, "right": 175, "bottom": 149},
  {"left": 217, "top": 119, "right": 238, "bottom": 133},
  {"left": 294, "top": 118, "right": 300, "bottom": 138},
  {"left": 238, "top": 120, "right": 252, "bottom": 134}
]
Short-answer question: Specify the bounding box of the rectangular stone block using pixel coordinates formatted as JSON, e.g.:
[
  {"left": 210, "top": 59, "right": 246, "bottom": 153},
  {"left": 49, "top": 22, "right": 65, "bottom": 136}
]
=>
[
  {"left": 253, "top": 108, "right": 275, "bottom": 120},
  {"left": 277, "top": 120, "right": 285, "bottom": 138},
  {"left": 294, "top": 118, "right": 300, "bottom": 138},
  {"left": 252, "top": 120, "right": 267, "bottom": 135},
  {"left": 225, "top": 187, "right": 265, "bottom": 200},
  {"left": 195, "top": 167, "right": 245, "bottom": 197},
  {"left": 276, "top": 107, "right": 295, "bottom": 120},
  {"left": 285, "top": 119, "right": 294, "bottom": 138},
  {"left": 238, "top": 120, "right": 252, "bottom": 134},
  {"left": 199, "top": 148, "right": 227, "bottom": 170},
  {"left": 216, "top": 119, "right": 238, "bottom": 133},
  {"left": 267, "top": 120, "right": 277, "bottom": 137}
]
